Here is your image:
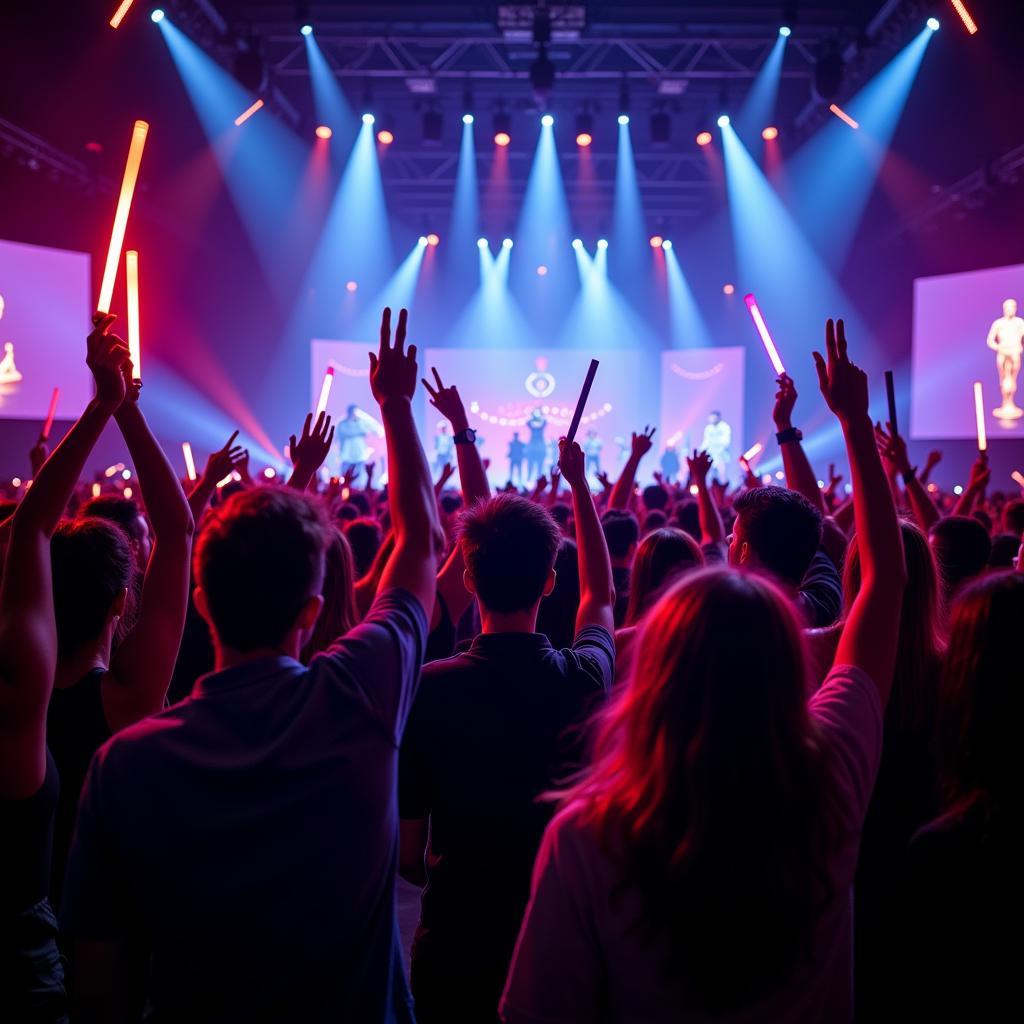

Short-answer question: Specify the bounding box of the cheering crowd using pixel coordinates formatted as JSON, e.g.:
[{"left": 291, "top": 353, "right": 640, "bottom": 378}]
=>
[{"left": 1, "top": 309, "right": 1018, "bottom": 1023}]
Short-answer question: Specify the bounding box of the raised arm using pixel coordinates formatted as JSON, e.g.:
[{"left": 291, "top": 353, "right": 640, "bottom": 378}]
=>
[
  {"left": 686, "top": 449, "right": 725, "bottom": 545},
  {"left": 288, "top": 412, "right": 334, "bottom": 492},
  {"left": 106, "top": 381, "right": 195, "bottom": 725},
  {"left": 953, "top": 453, "right": 990, "bottom": 516},
  {"left": 608, "top": 426, "right": 655, "bottom": 511},
  {"left": 876, "top": 424, "right": 941, "bottom": 532},
  {"left": 0, "top": 318, "right": 128, "bottom": 797},
  {"left": 773, "top": 374, "right": 825, "bottom": 514},
  {"left": 187, "top": 430, "right": 246, "bottom": 523},
  {"left": 814, "top": 319, "right": 907, "bottom": 702},
  {"left": 560, "top": 439, "right": 615, "bottom": 634},
  {"left": 373, "top": 308, "right": 442, "bottom": 612}
]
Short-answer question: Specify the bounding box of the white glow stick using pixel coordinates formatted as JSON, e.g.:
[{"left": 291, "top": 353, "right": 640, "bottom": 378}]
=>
[
  {"left": 1011, "top": 470, "right": 1024, "bottom": 489},
  {"left": 182, "top": 442, "right": 197, "bottom": 481},
  {"left": 742, "top": 441, "right": 763, "bottom": 463},
  {"left": 973, "top": 381, "right": 987, "bottom": 452},
  {"left": 316, "top": 366, "right": 335, "bottom": 416},
  {"left": 744, "top": 294, "right": 786, "bottom": 376}
]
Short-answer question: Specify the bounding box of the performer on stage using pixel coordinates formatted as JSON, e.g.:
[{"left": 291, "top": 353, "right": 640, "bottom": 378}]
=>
[
  {"left": 582, "top": 429, "right": 603, "bottom": 478},
  {"left": 335, "top": 404, "right": 383, "bottom": 484},
  {"left": 660, "top": 444, "right": 681, "bottom": 484},
  {"left": 434, "top": 422, "right": 455, "bottom": 474},
  {"left": 507, "top": 431, "right": 526, "bottom": 484},
  {"left": 700, "top": 410, "right": 732, "bottom": 484},
  {"left": 525, "top": 409, "right": 548, "bottom": 482},
  {"left": 986, "top": 298, "right": 1024, "bottom": 421}
]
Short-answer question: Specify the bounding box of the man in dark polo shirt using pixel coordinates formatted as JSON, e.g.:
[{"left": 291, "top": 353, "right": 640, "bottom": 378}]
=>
[
  {"left": 399, "top": 438, "right": 615, "bottom": 1023},
  {"left": 61, "top": 309, "right": 441, "bottom": 1022}
]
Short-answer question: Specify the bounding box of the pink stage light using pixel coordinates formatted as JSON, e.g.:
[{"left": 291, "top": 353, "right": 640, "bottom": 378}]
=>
[
  {"left": 762, "top": 125, "right": 779, "bottom": 141},
  {"left": 182, "top": 442, "right": 197, "bottom": 481},
  {"left": 695, "top": 131, "right": 713, "bottom": 147},
  {"left": 96, "top": 119, "right": 149, "bottom": 314},
  {"left": 125, "top": 249, "right": 141, "bottom": 380},
  {"left": 536, "top": 265, "right": 548, "bottom": 276},
  {"left": 345, "top": 280, "right": 358, "bottom": 292},
  {"left": 649, "top": 235, "right": 664, "bottom": 248},
  {"left": 377, "top": 129, "right": 394, "bottom": 145},
  {"left": 494, "top": 131, "right": 511, "bottom": 147},
  {"left": 744, "top": 294, "right": 786, "bottom": 376},
  {"left": 234, "top": 99, "right": 264, "bottom": 127},
  {"left": 315, "top": 125, "right": 333, "bottom": 140},
  {"left": 950, "top": 1, "right": 978, "bottom": 34},
  {"left": 426, "top": 233, "right": 440, "bottom": 247},
  {"left": 828, "top": 103, "right": 859, "bottom": 130},
  {"left": 575, "top": 132, "right": 592, "bottom": 148},
  {"left": 316, "top": 366, "right": 335, "bottom": 416},
  {"left": 723, "top": 283, "right": 735, "bottom": 295},
  {"left": 109, "top": 0, "right": 135, "bottom": 28},
  {"left": 42, "top": 387, "right": 60, "bottom": 441},
  {"left": 973, "top": 381, "right": 987, "bottom": 451}
]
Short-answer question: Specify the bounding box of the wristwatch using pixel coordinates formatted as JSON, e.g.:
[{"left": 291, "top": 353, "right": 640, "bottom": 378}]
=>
[
  {"left": 775, "top": 427, "right": 803, "bottom": 445},
  {"left": 453, "top": 427, "right": 477, "bottom": 445}
]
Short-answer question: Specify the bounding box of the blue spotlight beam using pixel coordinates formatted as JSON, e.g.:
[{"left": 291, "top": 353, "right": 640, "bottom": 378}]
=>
[
  {"left": 351, "top": 240, "right": 428, "bottom": 339},
  {"left": 514, "top": 119, "right": 572, "bottom": 276},
  {"left": 446, "top": 118, "right": 480, "bottom": 272},
  {"left": 612, "top": 119, "right": 647, "bottom": 275},
  {"left": 664, "top": 247, "right": 713, "bottom": 347},
  {"left": 737, "top": 33, "right": 787, "bottom": 139},
  {"left": 304, "top": 32, "right": 354, "bottom": 139}
]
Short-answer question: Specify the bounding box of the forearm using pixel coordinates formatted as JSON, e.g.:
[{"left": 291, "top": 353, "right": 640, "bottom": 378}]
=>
[
  {"left": 186, "top": 479, "right": 217, "bottom": 523},
  {"left": 905, "top": 475, "right": 941, "bottom": 532},
  {"left": 571, "top": 481, "right": 615, "bottom": 612},
  {"left": 608, "top": 454, "right": 641, "bottom": 511},
  {"left": 383, "top": 398, "right": 439, "bottom": 552},
  {"left": 953, "top": 481, "right": 982, "bottom": 516},
  {"left": 288, "top": 464, "right": 316, "bottom": 491},
  {"left": 694, "top": 480, "right": 725, "bottom": 544},
  {"left": 779, "top": 439, "right": 825, "bottom": 514}
]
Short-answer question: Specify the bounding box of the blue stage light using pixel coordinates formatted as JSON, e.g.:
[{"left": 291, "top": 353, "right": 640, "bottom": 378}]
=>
[
  {"left": 717, "top": 114, "right": 730, "bottom": 127},
  {"left": 571, "top": 238, "right": 583, "bottom": 250},
  {"left": 300, "top": 24, "right": 313, "bottom": 36},
  {"left": 462, "top": 113, "right": 474, "bottom": 125},
  {"left": 477, "top": 238, "right": 488, "bottom": 249},
  {"left": 151, "top": 8, "right": 165, "bottom": 21},
  {"left": 597, "top": 238, "right": 608, "bottom": 250},
  {"left": 502, "top": 237, "right": 513, "bottom": 249},
  {"left": 617, "top": 114, "right": 630, "bottom": 126},
  {"left": 779, "top": 26, "right": 791, "bottom": 37},
  {"left": 418, "top": 236, "right": 428, "bottom": 246},
  {"left": 541, "top": 114, "right": 554, "bottom": 127},
  {"left": 926, "top": 17, "right": 940, "bottom": 31},
  {"left": 661, "top": 239, "right": 673, "bottom": 251},
  {"left": 362, "top": 113, "right": 375, "bottom": 125}
]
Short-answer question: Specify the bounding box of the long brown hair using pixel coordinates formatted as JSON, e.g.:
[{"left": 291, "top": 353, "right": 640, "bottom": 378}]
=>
[
  {"left": 562, "top": 568, "right": 839, "bottom": 1010},
  {"left": 623, "top": 527, "right": 703, "bottom": 627},
  {"left": 301, "top": 527, "right": 359, "bottom": 662}
]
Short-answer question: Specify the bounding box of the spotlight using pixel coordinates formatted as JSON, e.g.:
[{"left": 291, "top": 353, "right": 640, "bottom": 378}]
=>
[
  {"left": 493, "top": 110, "right": 511, "bottom": 146},
  {"left": 649, "top": 235, "right": 663, "bottom": 248},
  {"left": 362, "top": 113, "right": 375, "bottom": 125},
  {"left": 314, "top": 125, "right": 332, "bottom": 140},
  {"left": 596, "top": 238, "right": 608, "bottom": 250},
  {"left": 762, "top": 125, "right": 779, "bottom": 141},
  {"left": 618, "top": 114, "right": 630, "bottom": 126},
  {"left": 571, "top": 238, "right": 583, "bottom": 250},
  {"left": 151, "top": 8, "right": 165, "bottom": 22},
  {"left": 426, "top": 233, "right": 440, "bottom": 247},
  {"left": 377, "top": 129, "right": 394, "bottom": 145},
  {"left": 462, "top": 113, "right": 474, "bottom": 125},
  {"left": 541, "top": 114, "right": 554, "bottom": 128},
  {"left": 477, "top": 238, "right": 488, "bottom": 249},
  {"left": 695, "top": 130, "right": 713, "bottom": 147},
  {"left": 717, "top": 114, "right": 730, "bottom": 128},
  {"left": 723, "top": 283, "right": 735, "bottom": 295},
  {"left": 345, "top": 281, "right": 357, "bottom": 292},
  {"left": 650, "top": 110, "right": 670, "bottom": 145},
  {"left": 300, "top": 24, "right": 312, "bottom": 36},
  {"left": 926, "top": 17, "right": 940, "bottom": 31},
  {"left": 418, "top": 235, "right": 428, "bottom": 246},
  {"left": 575, "top": 111, "right": 593, "bottom": 147},
  {"left": 576, "top": 131, "right": 592, "bottom": 147},
  {"left": 494, "top": 131, "right": 511, "bottom": 147},
  {"left": 779, "top": 25, "right": 791, "bottom": 37},
  {"left": 536, "top": 265, "right": 548, "bottom": 276},
  {"left": 502, "top": 238, "right": 513, "bottom": 249},
  {"left": 661, "top": 239, "right": 673, "bottom": 251}
]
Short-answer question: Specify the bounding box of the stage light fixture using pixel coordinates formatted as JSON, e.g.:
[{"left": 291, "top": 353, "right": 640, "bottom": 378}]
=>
[
  {"left": 650, "top": 110, "right": 670, "bottom": 145},
  {"left": 493, "top": 110, "right": 511, "bottom": 146},
  {"left": 779, "top": 25, "right": 791, "bottom": 37},
  {"left": 926, "top": 17, "right": 940, "bottom": 31},
  {"left": 828, "top": 103, "right": 859, "bottom": 129},
  {"left": 597, "top": 238, "right": 608, "bottom": 250},
  {"left": 762, "top": 125, "right": 779, "bottom": 141},
  {"left": 151, "top": 8, "right": 164, "bottom": 22},
  {"left": 418, "top": 235, "right": 428, "bottom": 246},
  {"left": 502, "top": 238, "right": 513, "bottom": 249},
  {"left": 576, "top": 131, "right": 592, "bottom": 147},
  {"left": 661, "top": 239, "right": 672, "bottom": 251},
  {"left": 463, "top": 113, "right": 474, "bottom": 125},
  {"left": 717, "top": 114, "right": 730, "bottom": 127},
  {"left": 541, "top": 114, "right": 554, "bottom": 128},
  {"left": 377, "top": 128, "right": 394, "bottom": 145},
  {"left": 300, "top": 24, "right": 312, "bottom": 36},
  {"left": 723, "top": 283, "right": 735, "bottom": 295},
  {"left": 426, "top": 233, "right": 440, "bottom": 247},
  {"left": 696, "top": 130, "right": 713, "bottom": 147},
  {"left": 649, "top": 235, "right": 663, "bottom": 248},
  {"left": 950, "top": 1, "right": 978, "bottom": 34},
  {"left": 618, "top": 114, "right": 630, "bottom": 126},
  {"left": 575, "top": 111, "right": 593, "bottom": 147},
  {"left": 536, "top": 265, "right": 548, "bottom": 276},
  {"left": 571, "top": 238, "right": 583, "bottom": 250},
  {"left": 362, "top": 113, "right": 375, "bottom": 125},
  {"left": 345, "top": 281, "right": 357, "bottom": 292},
  {"left": 314, "top": 125, "right": 332, "bottom": 140},
  {"left": 477, "top": 238, "right": 488, "bottom": 249}
]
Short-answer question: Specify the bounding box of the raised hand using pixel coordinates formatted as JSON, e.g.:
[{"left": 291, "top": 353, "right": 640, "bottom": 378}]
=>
[
  {"left": 436, "top": 461, "right": 456, "bottom": 488},
  {"left": 813, "top": 318, "right": 869, "bottom": 425},
  {"left": 924, "top": 449, "right": 943, "bottom": 472},
  {"left": 86, "top": 313, "right": 131, "bottom": 408},
  {"left": 874, "top": 422, "right": 912, "bottom": 476},
  {"left": 289, "top": 412, "right": 335, "bottom": 476},
  {"left": 773, "top": 374, "right": 798, "bottom": 430},
  {"left": 370, "top": 307, "right": 417, "bottom": 405},
  {"left": 687, "top": 448, "right": 713, "bottom": 486},
  {"left": 558, "top": 439, "right": 586, "bottom": 489},
  {"left": 422, "top": 367, "right": 469, "bottom": 431},
  {"left": 29, "top": 439, "right": 49, "bottom": 477},
  {"left": 596, "top": 470, "right": 612, "bottom": 491},
  {"left": 630, "top": 425, "right": 656, "bottom": 458},
  {"left": 967, "top": 451, "right": 991, "bottom": 490},
  {"left": 203, "top": 430, "right": 247, "bottom": 486}
]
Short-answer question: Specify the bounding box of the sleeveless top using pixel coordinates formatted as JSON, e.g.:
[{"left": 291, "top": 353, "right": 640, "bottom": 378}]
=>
[{"left": 47, "top": 668, "right": 111, "bottom": 909}]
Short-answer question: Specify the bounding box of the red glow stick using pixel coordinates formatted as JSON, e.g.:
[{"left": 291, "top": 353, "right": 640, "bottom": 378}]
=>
[
  {"left": 126, "top": 249, "right": 141, "bottom": 380},
  {"left": 42, "top": 387, "right": 60, "bottom": 441},
  {"left": 97, "top": 120, "right": 149, "bottom": 314},
  {"left": 182, "top": 442, "right": 197, "bottom": 481},
  {"left": 109, "top": 0, "right": 135, "bottom": 28},
  {"left": 973, "top": 381, "right": 987, "bottom": 452},
  {"left": 744, "top": 294, "right": 786, "bottom": 376},
  {"left": 316, "top": 366, "right": 335, "bottom": 416},
  {"left": 565, "top": 359, "right": 599, "bottom": 444}
]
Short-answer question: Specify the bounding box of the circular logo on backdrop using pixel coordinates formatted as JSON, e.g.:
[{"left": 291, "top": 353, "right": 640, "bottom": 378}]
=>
[{"left": 525, "top": 356, "right": 556, "bottom": 398}]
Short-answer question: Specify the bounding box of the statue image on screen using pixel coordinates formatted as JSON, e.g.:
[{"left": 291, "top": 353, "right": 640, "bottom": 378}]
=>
[
  {"left": 987, "top": 297, "right": 1024, "bottom": 421},
  {"left": 0, "top": 296, "right": 24, "bottom": 387}
]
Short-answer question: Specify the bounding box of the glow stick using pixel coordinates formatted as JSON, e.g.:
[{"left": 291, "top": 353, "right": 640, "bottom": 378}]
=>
[
  {"left": 742, "top": 442, "right": 763, "bottom": 463},
  {"left": 109, "top": 0, "right": 135, "bottom": 28},
  {"left": 828, "top": 103, "right": 859, "bottom": 130},
  {"left": 973, "top": 381, "right": 987, "bottom": 451},
  {"left": 234, "top": 99, "right": 264, "bottom": 127},
  {"left": 885, "top": 370, "right": 898, "bottom": 435},
  {"left": 42, "top": 387, "right": 60, "bottom": 441},
  {"left": 565, "top": 359, "right": 600, "bottom": 444},
  {"left": 125, "top": 249, "right": 141, "bottom": 380},
  {"left": 743, "top": 294, "right": 786, "bottom": 376},
  {"left": 105, "top": 462, "right": 125, "bottom": 478},
  {"left": 182, "top": 442, "right": 197, "bottom": 481},
  {"left": 97, "top": 120, "right": 149, "bottom": 314},
  {"left": 92, "top": 482, "right": 102, "bottom": 498},
  {"left": 951, "top": 1, "right": 979, "bottom": 35},
  {"left": 316, "top": 366, "right": 335, "bottom": 416},
  {"left": 1011, "top": 470, "right": 1024, "bottom": 489}
]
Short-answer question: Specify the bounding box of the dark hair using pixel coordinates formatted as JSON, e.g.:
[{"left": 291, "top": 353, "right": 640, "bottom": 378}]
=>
[
  {"left": 459, "top": 494, "right": 561, "bottom": 612},
  {"left": 988, "top": 532, "right": 1021, "bottom": 570},
  {"left": 733, "top": 486, "right": 823, "bottom": 587},
  {"left": 562, "top": 569, "right": 838, "bottom": 1010},
  {"left": 548, "top": 503, "right": 572, "bottom": 532},
  {"left": 929, "top": 515, "right": 991, "bottom": 598},
  {"left": 301, "top": 527, "right": 359, "bottom": 662},
  {"left": 642, "top": 509, "right": 667, "bottom": 534},
  {"left": 78, "top": 494, "right": 145, "bottom": 543},
  {"left": 642, "top": 484, "right": 669, "bottom": 512},
  {"left": 673, "top": 500, "right": 701, "bottom": 539},
  {"left": 624, "top": 528, "right": 704, "bottom": 626},
  {"left": 346, "top": 491, "right": 370, "bottom": 516},
  {"left": 536, "top": 538, "right": 581, "bottom": 649},
  {"left": 343, "top": 517, "right": 382, "bottom": 579},
  {"left": 1002, "top": 498, "right": 1024, "bottom": 536},
  {"left": 195, "top": 488, "right": 329, "bottom": 651},
  {"left": 440, "top": 493, "right": 463, "bottom": 516},
  {"left": 335, "top": 502, "right": 360, "bottom": 524},
  {"left": 601, "top": 510, "right": 640, "bottom": 560},
  {"left": 51, "top": 518, "right": 134, "bottom": 657},
  {"left": 971, "top": 508, "right": 992, "bottom": 533},
  {"left": 939, "top": 571, "right": 1024, "bottom": 809}
]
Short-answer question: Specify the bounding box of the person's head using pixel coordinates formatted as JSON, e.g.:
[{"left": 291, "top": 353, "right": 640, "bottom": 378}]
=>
[
  {"left": 730, "top": 486, "right": 823, "bottom": 589},
  {"left": 194, "top": 488, "right": 329, "bottom": 655},
  {"left": 709, "top": 410, "right": 721, "bottom": 425},
  {"left": 512, "top": 431, "right": 520, "bottom": 441},
  {"left": 459, "top": 493, "right": 561, "bottom": 615},
  {"left": 844, "top": 520, "right": 944, "bottom": 730},
  {"left": 548, "top": 502, "right": 572, "bottom": 533},
  {"left": 940, "top": 571, "right": 1024, "bottom": 809},
  {"left": 334, "top": 502, "right": 360, "bottom": 524},
  {"left": 439, "top": 422, "right": 450, "bottom": 435},
  {"left": 641, "top": 509, "right": 667, "bottom": 534},
  {"left": 346, "top": 403, "right": 357, "bottom": 418},
  {"left": 78, "top": 494, "right": 151, "bottom": 571},
  {"left": 346, "top": 491, "right": 370, "bottom": 516},
  {"left": 536, "top": 538, "right": 581, "bottom": 649},
  {"left": 989, "top": 532, "right": 1022, "bottom": 570},
  {"left": 642, "top": 484, "right": 669, "bottom": 512},
  {"left": 929, "top": 515, "right": 992, "bottom": 600},
  {"left": 566, "top": 568, "right": 837, "bottom": 1009},
  {"left": 601, "top": 510, "right": 640, "bottom": 567},
  {"left": 51, "top": 518, "right": 133, "bottom": 658},
  {"left": 343, "top": 516, "right": 382, "bottom": 579},
  {"left": 624, "top": 528, "right": 704, "bottom": 626},
  {"left": 1003, "top": 298, "right": 1017, "bottom": 319},
  {"left": 1002, "top": 498, "right": 1024, "bottom": 537},
  {"left": 301, "top": 527, "right": 359, "bottom": 663},
  {"left": 673, "top": 500, "right": 701, "bottom": 538}
]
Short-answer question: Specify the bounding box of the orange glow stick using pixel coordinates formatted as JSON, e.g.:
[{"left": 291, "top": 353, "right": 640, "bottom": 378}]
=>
[
  {"left": 125, "top": 250, "right": 141, "bottom": 380},
  {"left": 950, "top": 1, "right": 978, "bottom": 35},
  {"left": 92, "top": 482, "right": 102, "bottom": 497},
  {"left": 828, "top": 103, "right": 859, "bottom": 130},
  {"left": 973, "top": 381, "right": 987, "bottom": 451},
  {"left": 234, "top": 99, "right": 264, "bottom": 127},
  {"left": 1011, "top": 470, "right": 1024, "bottom": 489},
  {"left": 97, "top": 120, "right": 149, "bottom": 314},
  {"left": 316, "top": 366, "right": 335, "bottom": 416},
  {"left": 42, "top": 387, "right": 60, "bottom": 441},
  {"left": 109, "top": 0, "right": 135, "bottom": 28},
  {"left": 182, "top": 442, "right": 197, "bottom": 481}
]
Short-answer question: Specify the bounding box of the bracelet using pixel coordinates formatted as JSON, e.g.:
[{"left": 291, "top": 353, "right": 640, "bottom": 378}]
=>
[
  {"left": 775, "top": 427, "right": 803, "bottom": 445},
  {"left": 902, "top": 468, "right": 917, "bottom": 485}
]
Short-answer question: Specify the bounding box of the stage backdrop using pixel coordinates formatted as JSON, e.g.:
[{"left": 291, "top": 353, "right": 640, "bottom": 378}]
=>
[
  {"left": 911, "top": 262, "right": 1024, "bottom": 440},
  {"left": 660, "top": 347, "right": 746, "bottom": 480},
  {"left": 0, "top": 239, "right": 91, "bottom": 421}
]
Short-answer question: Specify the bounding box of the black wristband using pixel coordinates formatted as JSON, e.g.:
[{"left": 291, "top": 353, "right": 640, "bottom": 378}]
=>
[
  {"left": 776, "top": 427, "right": 803, "bottom": 445},
  {"left": 902, "top": 467, "right": 917, "bottom": 485},
  {"left": 453, "top": 427, "right": 477, "bottom": 445}
]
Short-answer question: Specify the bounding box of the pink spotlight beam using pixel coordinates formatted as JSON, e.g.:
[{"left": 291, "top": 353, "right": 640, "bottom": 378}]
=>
[
  {"left": 973, "top": 381, "right": 987, "bottom": 452},
  {"left": 109, "top": 0, "right": 135, "bottom": 28},
  {"left": 743, "top": 294, "right": 786, "bottom": 376},
  {"left": 42, "top": 387, "right": 60, "bottom": 441},
  {"left": 96, "top": 120, "right": 149, "bottom": 314},
  {"left": 828, "top": 103, "right": 860, "bottom": 130},
  {"left": 316, "top": 366, "right": 336, "bottom": 416},
  {"left": 234, "top": 99, "right": 264, "bottom": 127}
]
